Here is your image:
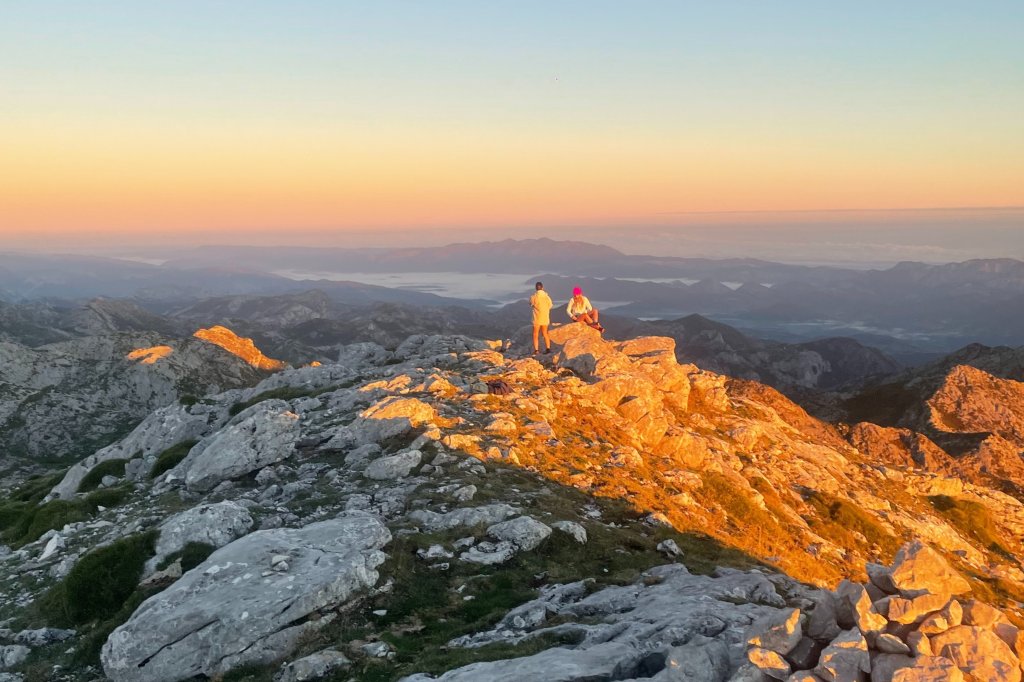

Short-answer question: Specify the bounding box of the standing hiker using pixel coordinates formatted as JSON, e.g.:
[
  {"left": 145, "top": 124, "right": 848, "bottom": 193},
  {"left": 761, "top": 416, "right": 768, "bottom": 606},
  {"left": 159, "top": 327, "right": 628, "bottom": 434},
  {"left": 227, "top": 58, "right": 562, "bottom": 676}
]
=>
[
  {"left": 530, "top": 281, "right": 553, "bottom": 355},
  {"left": 566, "top": 286, "right": 604, "bottom": 332}
]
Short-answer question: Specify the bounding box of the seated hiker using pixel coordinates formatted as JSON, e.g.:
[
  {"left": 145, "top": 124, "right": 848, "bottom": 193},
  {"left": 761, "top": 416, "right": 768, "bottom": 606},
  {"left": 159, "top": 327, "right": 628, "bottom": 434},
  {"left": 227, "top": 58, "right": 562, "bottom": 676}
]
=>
[
  {"left": 566, "top": 287, "right": 604, "bottom": 332},
  {"left": 530, "top": 281, "right": 553, "bottom": 355}
]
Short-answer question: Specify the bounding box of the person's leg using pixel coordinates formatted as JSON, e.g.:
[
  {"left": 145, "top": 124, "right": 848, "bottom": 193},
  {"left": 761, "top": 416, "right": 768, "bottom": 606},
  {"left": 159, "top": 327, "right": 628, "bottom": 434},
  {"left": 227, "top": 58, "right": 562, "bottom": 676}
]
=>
[
  {"left": 591, "top": 308, "right": 599, "bottom": 323},
  {"left": 541, "top": 325, "right": 551, "bottom": 351},
  {"left": 578, "top": 311, "right": 595, "bottom": 325},
  {"left": 532, "top": 324, "right": 540, "bottom": 353}
]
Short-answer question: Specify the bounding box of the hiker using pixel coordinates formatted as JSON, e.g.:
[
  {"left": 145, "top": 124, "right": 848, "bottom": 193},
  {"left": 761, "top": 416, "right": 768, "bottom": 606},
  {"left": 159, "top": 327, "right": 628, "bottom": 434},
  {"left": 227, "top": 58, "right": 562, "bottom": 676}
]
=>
[
  {"left": 530, "top": 281, "right": 553, "bottom": 355},
  {"left": 566, "top": 286, "right": 604, "bottom": 332}
]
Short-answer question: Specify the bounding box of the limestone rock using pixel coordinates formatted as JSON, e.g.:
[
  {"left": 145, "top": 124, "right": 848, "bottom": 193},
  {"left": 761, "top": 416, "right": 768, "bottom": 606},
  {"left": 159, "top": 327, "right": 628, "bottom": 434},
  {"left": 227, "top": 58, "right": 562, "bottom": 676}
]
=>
[
  {"left": 101, "top": 514, "right": 390, "bottom": 681},
  {"left": 814, "top": 629, "right": 869, "bottom": 682},
  {"left": 274, "top": 649, "right": 350, "bottom": 682},
  {"left": 364, "top": 450, "right": 422, "bottom": 480},
  {"left": 886, "top": 593, "right": 950, "bottom": 625},
  {"left": 891, "top": 656, "right": 963, "bottom": 681},
  {"left": 173, "top": 400, "right": 300, "bottom": 492},
  {"left": 869, "top": 654, "right": 913, "bottom": 682},
  {"left": 460, "top": 541, "right": 517, "bottom": 565},
  {"left": 747, "top": 608, "right": 804, "bottom": 656},
  {"left": 663, "top": 635, "right": 731, "bottom": 682},
  {"left": 409, "top": 505, "right": 517, "bottom": 533},
  {"left": 0, "top": 646, "right": 29, "bottom": 670},
  {"left": 153, "top": 501, "right": 254, "bottom": 567},
  {"left": 748, "top": 646, "right": 791, "bottom": 679},
  {"left": 551, "top": 520, "right": 587, "bottom": 544},
  {"left": 887, "top": 540, "right": 971, "bottom": 598},
  {"left": 875, "top": 633, "right": 911, "bottom": 655},
  {"left": 486, "top": 516, "right": 551, "bottom": 552},
  {"left": 916, "top": 598, "right": 962, "bottom": 635},
  {"left": 806, "top": 592, "right": 842, "bottom": 642},
  {"left": 929, "top": 625, "right": 1022, "bottom": 682}
]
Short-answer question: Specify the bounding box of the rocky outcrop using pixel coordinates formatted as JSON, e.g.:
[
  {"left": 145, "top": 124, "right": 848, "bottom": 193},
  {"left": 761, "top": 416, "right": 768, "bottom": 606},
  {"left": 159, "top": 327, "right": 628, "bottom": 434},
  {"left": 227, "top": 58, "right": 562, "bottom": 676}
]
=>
[
  {"left": 193, "top": 325, "right": 288, "bottom": 371},
  {"left": 101, "top": 513, "right": 390, "bottom": 682},
  {"left": 402, "top": 564, "right": 786, "bottom": 681},
  {"left": 739, "top": 540, "right": 1022, "bottom": 682},
  {"left": 151, "top": 501, "right": 254, "bottom": 568},
  {"left": 170, "top": 400, "right": 300, "bottom": 492},
  {"left": 0, "top": 332, "right": 261, "bottom": 461}
]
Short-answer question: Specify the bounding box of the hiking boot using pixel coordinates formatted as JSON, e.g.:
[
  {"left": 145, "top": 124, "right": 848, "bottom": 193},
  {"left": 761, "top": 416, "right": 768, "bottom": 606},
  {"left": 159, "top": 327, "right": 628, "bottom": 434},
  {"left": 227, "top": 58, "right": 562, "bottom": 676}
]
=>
[
  {"left": 544, "top": 347, "right": 551, "bottom": 354},
  {"left": 532, "top": 349, "right": 539, "bottom": 355}
]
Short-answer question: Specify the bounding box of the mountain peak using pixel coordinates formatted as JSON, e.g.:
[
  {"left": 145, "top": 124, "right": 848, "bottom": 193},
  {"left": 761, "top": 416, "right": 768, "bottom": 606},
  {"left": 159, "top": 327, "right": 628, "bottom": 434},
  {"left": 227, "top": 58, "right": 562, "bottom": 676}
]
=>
[{"left": 193, "top": 325, "right": 287, "bottom": 371}]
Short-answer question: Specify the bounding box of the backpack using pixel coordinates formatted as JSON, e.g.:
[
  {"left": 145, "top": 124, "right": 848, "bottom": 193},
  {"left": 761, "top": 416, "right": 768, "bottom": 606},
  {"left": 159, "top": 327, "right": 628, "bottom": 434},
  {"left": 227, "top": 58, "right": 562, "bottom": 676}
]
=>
[{"left": 486, "top": 379, "right": 513, "bottom": 396}]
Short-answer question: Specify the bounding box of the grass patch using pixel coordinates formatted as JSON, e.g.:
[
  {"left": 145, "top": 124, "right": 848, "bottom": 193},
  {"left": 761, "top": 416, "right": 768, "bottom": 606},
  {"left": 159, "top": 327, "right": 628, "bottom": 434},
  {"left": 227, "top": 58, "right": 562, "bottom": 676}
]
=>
[
  {"left": 149, "top": 440, "right": 198, "bottom": 479},
  {"left": 157, "top": 541, "right": 216, "bottom": 572},
  {"left": 84, "top": 485, "right": 133, "bottom": 510},
  {"left": 2, "top": 499, "right": 93, "bottom": 547},
  {"left": 77, "top": 459, "right": 128, "bottom": 493},
  {"left": 229, "top": 387, "right": 317, "bottom": 416},
  {"left": 929, "top": 495, "right": 1014, "bottom": 558},
  {"left": 805, "top": 491, "right": 900, "bottom": 558},
  {"left": 39, "top": 530, "right": 158, "bottom": 627}
]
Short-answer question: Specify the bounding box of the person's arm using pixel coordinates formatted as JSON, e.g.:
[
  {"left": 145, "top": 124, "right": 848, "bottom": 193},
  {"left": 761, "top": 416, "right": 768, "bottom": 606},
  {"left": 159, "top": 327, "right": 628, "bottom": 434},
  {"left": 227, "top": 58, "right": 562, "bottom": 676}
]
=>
[{"left": 566, "top": 299, "right": 576, "bottom": 320}]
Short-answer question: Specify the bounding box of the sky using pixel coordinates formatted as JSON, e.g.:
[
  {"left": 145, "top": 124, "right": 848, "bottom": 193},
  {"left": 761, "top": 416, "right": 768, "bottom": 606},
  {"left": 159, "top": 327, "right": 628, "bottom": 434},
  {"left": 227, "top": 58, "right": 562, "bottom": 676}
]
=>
[{"left": 1, "top": 1, "right": 1022, "bottom": 256}]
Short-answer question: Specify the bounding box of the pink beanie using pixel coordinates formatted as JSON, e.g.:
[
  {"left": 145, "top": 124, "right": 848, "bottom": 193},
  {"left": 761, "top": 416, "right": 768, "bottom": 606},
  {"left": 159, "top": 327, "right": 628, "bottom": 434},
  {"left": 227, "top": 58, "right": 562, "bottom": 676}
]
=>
[{"left": 573, "top": 287, "right": 583, "bottom": 296}]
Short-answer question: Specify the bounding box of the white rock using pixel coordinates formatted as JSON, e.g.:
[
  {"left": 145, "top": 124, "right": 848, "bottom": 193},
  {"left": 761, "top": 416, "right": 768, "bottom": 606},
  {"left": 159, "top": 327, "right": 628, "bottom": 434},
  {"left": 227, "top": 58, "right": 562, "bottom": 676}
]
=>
[
  {"left": 101, "top": 514, "right": 390, "bottom": 682},
  {"left": 365, "top": 450, "right": 422, "bottom": 480},
  {"left": 487, "top": 516, "right": 552, "bottom": 552},
  {"left": 551, "top": 521, "right": 587, "bottom": 544}
]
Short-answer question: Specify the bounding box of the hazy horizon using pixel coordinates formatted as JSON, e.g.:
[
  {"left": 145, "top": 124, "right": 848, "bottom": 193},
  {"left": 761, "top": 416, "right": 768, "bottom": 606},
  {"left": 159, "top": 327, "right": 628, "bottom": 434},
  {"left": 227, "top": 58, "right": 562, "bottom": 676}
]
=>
[{"left": 3, "top": 206, "right": 1022, "bottom": 267}]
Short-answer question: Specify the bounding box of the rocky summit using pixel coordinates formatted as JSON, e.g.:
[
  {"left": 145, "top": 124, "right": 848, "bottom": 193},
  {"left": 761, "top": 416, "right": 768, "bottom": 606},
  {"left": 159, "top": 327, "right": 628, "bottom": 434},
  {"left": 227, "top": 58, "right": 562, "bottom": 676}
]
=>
[{"left": 1, "top": 324, "right": 1023, "bottom": 681}]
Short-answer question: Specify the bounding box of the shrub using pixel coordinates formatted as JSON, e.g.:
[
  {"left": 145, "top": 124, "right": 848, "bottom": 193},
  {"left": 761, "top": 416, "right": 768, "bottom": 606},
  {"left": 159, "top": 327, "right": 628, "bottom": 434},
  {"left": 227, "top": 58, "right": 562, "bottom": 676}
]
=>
[
  {"left": 85, "top": 485, "right": 132, "bottom": 510},
  {"left": 3, "top": 499, "right": 93, "bottom": 547},
  {"left": 149, "top": 440, "right": 198, "bottom": 479},
  {"left": 77, "top": 459, "right": 128, "bottom": 493},
  {"left": 41, "top": 530, "right": 158, "bottom": 626},
  {"left": 157, "top": 541, "right": 216, "bottom": 572}
]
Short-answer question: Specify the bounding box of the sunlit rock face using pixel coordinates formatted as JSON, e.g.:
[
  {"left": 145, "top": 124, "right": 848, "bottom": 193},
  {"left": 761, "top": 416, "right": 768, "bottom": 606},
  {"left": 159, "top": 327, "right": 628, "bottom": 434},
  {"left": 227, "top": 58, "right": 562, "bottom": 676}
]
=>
[
  {"left": 126, "top": 345, "right": 174, "bottom": 364},
  {"left": 193, "top": 325, "right": 288, "bottom": 371}
]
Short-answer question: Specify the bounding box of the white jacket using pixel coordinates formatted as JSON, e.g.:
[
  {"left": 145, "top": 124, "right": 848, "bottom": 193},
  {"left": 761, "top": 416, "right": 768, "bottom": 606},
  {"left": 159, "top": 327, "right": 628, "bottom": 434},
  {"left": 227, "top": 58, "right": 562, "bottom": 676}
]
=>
[{"left": 566, "top": 295, "right": 593, "bottom": 317}]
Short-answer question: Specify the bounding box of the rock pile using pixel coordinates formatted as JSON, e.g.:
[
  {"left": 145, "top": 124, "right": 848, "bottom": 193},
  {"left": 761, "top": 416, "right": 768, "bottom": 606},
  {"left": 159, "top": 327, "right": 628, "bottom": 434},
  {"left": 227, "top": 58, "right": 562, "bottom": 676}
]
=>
[{"left": 742, "top": 539, "right": 1023, "bottom": 681}]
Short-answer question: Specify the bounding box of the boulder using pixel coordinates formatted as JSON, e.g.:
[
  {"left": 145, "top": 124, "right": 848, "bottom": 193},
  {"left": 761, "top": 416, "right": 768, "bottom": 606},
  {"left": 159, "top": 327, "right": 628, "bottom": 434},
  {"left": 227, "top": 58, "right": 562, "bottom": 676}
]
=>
[
  {"left": 869, "top": 654, "right": 913, "bottom": 682},
  {"left": 12, "top": 628, "right": 75, "bottom": 647},
  {"left": 747, "top": 647, "right": 791, "bottom": 680},
  {"left": 929, "top": 625, "right": 1022, "bottom": 682},
  {"left": 0, "top": 646, "right": 29, "bottom": 670},
  {"left": 806, "top": 592, "right": 842, "bottom": 642},
  {"left": 916, "top": 599, "right": 962, "bottom": 635},
  {"left": 487, "top": 516, "right": 552, "bottom": 552},
  {"left": 891, "top": 656, "right": 963, "bottom": 681},
  {"left": 960, "top": 599, "right": 1005, "bottom": 628},
  {"left": 747, "top": 608, "right": 804, "bottom": 656},
  {"left": 785, "top": 637, "right": 824, "bottom": 670},
  {"left": 663, "top": 635, "right": 731, "bottom": 682},
  {"left": 814, "top": 629, "right": 870, "bottom": 682},
  {"left": 865, "top": 563, "right": 897, "bottom": 594},
  {"left": 152, "top": 501, "right": 254, "bottom": 567},
  {"left": 364, "top": 450, "right": 422, "bottom": 480},
  {"left": 410, "top": 505, "right": 517, "bottom": 533},
  {"left": 173, "top": 401, "right": 300, "bottom": 492},
  {"left": 886, "top": 593, "right": 950, "bottom": 625},
  {"left": 887, "top": 540, "right": 971, "bottom": 598},
  {"left": 101, "top": 514, "right": 390, "bottom": 682},
  {"left": 460, "top": 541, "right": 517, "bottom": 565},
  {"left": 274, "top": 649, "right": 351, "bottom": 682},
  {"left": 551, "top": 521, "right": 588, "bottom": 544},
  {"left": 874, "top": 633, "right": 910, "bottom": 655},
  {"left": 834, "top": 582, "right": 885, "bottom": 635}
]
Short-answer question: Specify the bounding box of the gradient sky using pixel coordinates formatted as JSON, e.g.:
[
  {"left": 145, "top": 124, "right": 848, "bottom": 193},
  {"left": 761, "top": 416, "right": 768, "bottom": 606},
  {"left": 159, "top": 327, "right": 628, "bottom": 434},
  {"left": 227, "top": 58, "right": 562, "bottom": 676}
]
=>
[{"left": 2, "top": 1, "right": 1022, "bottom": 243}]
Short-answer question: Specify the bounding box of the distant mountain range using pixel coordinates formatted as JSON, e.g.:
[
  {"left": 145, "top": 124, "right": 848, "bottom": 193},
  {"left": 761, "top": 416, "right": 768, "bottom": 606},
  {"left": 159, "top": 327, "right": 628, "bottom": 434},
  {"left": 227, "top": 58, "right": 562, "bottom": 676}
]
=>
[{"left": 4, "top": 239, "right": 1023, "bottom": 352}]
